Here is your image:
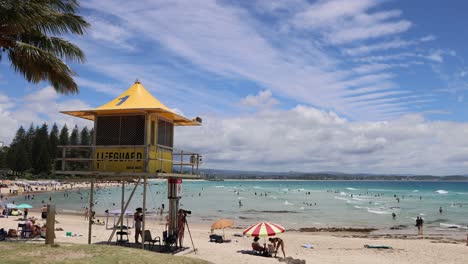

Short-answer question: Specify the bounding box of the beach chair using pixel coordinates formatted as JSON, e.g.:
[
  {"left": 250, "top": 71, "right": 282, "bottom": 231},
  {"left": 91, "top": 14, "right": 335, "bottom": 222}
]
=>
[
  {"left": 17, "top": 223, "right": 31, "bottom": 238},
  {"left": 143, "top": 230, "right": 161, "bottom": 250},
  {"left": 116, "top": 227, "right": 129, "bottom": 244}
]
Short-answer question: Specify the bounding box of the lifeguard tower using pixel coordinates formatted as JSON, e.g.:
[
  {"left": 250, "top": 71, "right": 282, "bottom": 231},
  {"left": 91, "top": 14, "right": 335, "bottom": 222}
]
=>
[{"left": 57, "top": 80, "right": 202, "bottom": 249}]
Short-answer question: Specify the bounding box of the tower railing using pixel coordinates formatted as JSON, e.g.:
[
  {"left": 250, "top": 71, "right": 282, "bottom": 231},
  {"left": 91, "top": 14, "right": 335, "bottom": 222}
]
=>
[{"left": 55, "top": 145, "right": 201, "bottom": 178}]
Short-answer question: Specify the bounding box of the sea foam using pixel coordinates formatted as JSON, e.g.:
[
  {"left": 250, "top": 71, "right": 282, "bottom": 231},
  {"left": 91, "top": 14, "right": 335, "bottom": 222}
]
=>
[
  {"left": 435, "top": 190, "right": 448, "bottom": 194},
  {"left": 367, "top": 209, "right": 391, "bottom": 215}
]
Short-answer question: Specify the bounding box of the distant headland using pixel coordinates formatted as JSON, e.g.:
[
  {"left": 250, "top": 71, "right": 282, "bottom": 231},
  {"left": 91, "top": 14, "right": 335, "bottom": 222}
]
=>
[{"left": 200, "top": 169, "right": 468, "bottom": 181}]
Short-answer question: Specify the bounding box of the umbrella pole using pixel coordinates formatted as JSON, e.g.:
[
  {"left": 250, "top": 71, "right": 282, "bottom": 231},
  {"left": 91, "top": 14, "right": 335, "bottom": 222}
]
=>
[{"left": 223, "top": 228, "right": 225, "bottom": 240}]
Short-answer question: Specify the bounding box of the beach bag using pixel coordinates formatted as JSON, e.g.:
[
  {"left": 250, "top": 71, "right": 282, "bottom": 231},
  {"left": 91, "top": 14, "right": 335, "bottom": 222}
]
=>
[{"left": 8, "top": 229, "right": 17, "bottom": 237}]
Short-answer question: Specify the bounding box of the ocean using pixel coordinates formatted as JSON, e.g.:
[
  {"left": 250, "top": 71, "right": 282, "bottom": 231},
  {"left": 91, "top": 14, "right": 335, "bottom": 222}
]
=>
[{"left": 9, "top": 180, "right": 468, "bottom": 234}]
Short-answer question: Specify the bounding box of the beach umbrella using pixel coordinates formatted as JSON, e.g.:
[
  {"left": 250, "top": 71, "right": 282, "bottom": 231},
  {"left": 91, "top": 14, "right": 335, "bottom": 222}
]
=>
[
  {"left": 5, "top": 203, "right": 16, "bottom": 218},
  {"left": 211, "top": 219, "right": 234, "bottom": 239},
  {"left": 243, "top": 222, "right": 285, "bottom": 237},
  {"left": 16, "top": 204, "right": 33, "bottom": 209}
]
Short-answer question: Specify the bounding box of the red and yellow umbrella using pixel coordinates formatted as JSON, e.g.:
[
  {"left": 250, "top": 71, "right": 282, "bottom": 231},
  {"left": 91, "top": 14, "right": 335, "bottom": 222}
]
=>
[{"left": 243, "top": 222, "right": 285, "bottom": 237}]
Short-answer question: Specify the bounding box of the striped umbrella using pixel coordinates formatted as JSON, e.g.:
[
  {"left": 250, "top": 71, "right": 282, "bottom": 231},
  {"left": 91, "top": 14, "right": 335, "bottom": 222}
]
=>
[{"left": 243, "top": 222, "right": 285, "bottom": 237}]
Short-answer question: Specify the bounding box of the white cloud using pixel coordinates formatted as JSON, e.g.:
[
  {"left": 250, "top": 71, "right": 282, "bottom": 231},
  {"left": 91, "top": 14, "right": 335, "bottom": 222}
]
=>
[
  {"left": 77, "top": 0, "right": 436, "bottom": 121},
  {"left": 292, "top": 0, "right": 411, "bottom": 44},
  {"left": 75, "top": 77, "right": 122, "bottom": 96},
  {"left": 0, "top": 87, "right": 93, "bottom": 144},
  {"left": 420, "top": 35, "right": 436, "bottom": 42},
  {"left": 427, "top": 49, "right": 456, "bottom": 63},
  {"left": 240, "top": 90, "right": 278, "bottom": 109},
  {"left": 86, "top": 16, "right": 135, "bottom": 51},
  {"left": 175, "top": 104, "right": 468, "bottom": 175},
  {"left": 344, "top": 39, "right": 414, "bottom": 56},
  {"left": 329, "top": 20, "right": 411, "bottom": 44}
]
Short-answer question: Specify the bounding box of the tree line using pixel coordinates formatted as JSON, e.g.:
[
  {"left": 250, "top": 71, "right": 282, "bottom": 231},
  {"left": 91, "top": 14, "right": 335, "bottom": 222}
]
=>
[{"left": 0, "top": 123, "right": 92, "bottom": 176}]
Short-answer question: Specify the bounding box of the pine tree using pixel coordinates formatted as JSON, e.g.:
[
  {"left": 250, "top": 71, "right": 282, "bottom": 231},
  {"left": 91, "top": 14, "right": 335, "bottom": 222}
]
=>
[
  {"left": 49, "top": 123, "right": 59, "bottom": 171},
  {"left": 7, "top": 126, "right": 30, "bottom": 175},
  {"left": 49, "top": 123, "right": 59, "bottom": 159},
  {"left": 0, "top": 146, "right": 8, "bottom": 168},
  {"left": 89, "top": 128, "right": 94, "bottom": 145},
  {"left": 32, "top": 123, "right": 50, "bottom": 175},
  {"left": 80, "top": 127, "right": 90, "bottom": 145},
  {"left": 70, "top": 125, "right": 79, "bottom": 145},
  {"left": 15, "top": 143, "right": 30, "bottom": 174},
  {"left": 59, "top": 125, "right": 69, "bottom": 145},
  {"left": 58, "top": 124, "right": 69, "bottom": 171},
  {"left": 68, "top": 125, "right": 79, "bottom": 169},
  {"left": 24, "top": 124, "right": 35, "bottom": 168},
  {"left": 11, "top": 126, "right": 26, "bottom": 145}
]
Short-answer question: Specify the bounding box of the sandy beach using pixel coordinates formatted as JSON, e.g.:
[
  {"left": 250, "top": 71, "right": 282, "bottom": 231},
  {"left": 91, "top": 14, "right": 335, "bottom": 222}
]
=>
[{"left": 0, "top": 210, "right": 466, "bottom": 264}]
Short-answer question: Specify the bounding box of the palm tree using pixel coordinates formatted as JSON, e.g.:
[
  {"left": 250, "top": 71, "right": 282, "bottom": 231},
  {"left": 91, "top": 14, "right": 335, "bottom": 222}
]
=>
[{"left": 0, "top": 0, "right": 89, "bottom": 94}]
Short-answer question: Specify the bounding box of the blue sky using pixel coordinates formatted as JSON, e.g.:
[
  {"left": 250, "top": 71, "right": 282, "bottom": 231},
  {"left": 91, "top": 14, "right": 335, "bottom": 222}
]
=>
[{"left": 1, "top": 0, "right": 468, "bottom": 174}]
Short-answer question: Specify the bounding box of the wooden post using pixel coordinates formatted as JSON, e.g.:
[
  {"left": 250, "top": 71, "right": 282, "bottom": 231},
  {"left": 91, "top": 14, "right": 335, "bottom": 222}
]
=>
[
  {"left": 45, "top": 204, "right": 56, "bottom": 245},
  {"left": 142, "top": 174, "right": 147, "bottom": 250},
  {"left": 88, "top": 179, "right": 94, "bottom": 244}
]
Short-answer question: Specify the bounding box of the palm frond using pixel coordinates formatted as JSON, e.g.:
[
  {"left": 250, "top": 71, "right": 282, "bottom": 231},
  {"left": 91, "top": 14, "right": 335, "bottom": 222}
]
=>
[
  {"left": 8, "top": 41, "right": 78, "bottom": 94},
  {"left": 18, "top": 34, "right": 85, "bottom": 63},
  {"left": 36, "top": 12, "right": 90, "bottom": 35},
  {"left": 0, "top": 0, "right": 89, "bottom": 36},
  {"left": 45, "top": 0, "right": 80, "bottom": 13}
]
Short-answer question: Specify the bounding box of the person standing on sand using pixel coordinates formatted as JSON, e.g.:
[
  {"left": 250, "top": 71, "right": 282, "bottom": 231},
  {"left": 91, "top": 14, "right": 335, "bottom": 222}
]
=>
[
  {"left": 416, "top": 217, "right": 423, "bottom": 235},
  {"left": 134, "top": 208, "right": 143, "bottom": 243},
  {"left": 24, "top": 208, "right": 28, "bottom": 219},
  {"left": 415, "top": 217, "right": 420, "bottom": 233},
  {"left": 41, "top": 205, "right": 47, "bottom": 219},
  {"left": 84, "top": 207, "right": 89, "bottom": 221},
  {"left": 269, "top": 237, "right": 286, "bottom": 258},
  {"left": 419, "top": 217, "right": 424, "bottom": 235},
  {"left": 177, "top": 209, "right": 186, "bottom": 247}
]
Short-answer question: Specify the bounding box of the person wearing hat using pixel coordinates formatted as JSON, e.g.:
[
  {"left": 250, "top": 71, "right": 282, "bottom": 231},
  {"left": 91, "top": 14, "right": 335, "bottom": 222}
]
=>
[{"left": 134, "top": 208, "right": 143, "bottom": 243}]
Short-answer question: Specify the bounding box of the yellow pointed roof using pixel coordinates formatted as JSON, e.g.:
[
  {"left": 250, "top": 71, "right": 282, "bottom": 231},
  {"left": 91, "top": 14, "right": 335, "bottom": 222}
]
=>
[{"left": 61, "top": 81, "right": 201, "bottom": 126}]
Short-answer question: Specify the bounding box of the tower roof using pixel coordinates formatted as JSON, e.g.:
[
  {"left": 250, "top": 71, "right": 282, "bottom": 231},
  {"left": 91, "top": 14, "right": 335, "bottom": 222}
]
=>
[{"left": 61, "top": 81, "right": 201, "bottom": 126}]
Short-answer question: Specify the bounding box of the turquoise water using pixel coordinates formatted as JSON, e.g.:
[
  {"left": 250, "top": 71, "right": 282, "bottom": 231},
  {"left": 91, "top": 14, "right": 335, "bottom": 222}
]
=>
[{"left": 10, "top": 180, "right": 468, "bottom": 232}]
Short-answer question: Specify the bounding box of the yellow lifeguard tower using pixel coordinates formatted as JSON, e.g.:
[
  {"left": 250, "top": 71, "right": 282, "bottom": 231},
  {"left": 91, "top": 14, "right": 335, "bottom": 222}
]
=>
[{"left": 57, "top": 80, "right": 202, "bottom": 250}]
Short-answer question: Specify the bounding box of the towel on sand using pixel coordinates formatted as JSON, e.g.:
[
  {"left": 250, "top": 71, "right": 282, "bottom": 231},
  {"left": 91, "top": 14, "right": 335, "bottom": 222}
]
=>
[
  {"left": 302, "top": 244, "right": 314, "bottom": 249},
  {"left": 364, "top": 244, "right": 392, "bottom": 249}
]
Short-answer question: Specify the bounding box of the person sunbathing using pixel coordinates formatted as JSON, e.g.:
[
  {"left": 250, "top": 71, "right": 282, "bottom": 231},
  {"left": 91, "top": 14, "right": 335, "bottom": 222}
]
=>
[{"left": 252, "top": 236, "right": 265, "bottom": 254}]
